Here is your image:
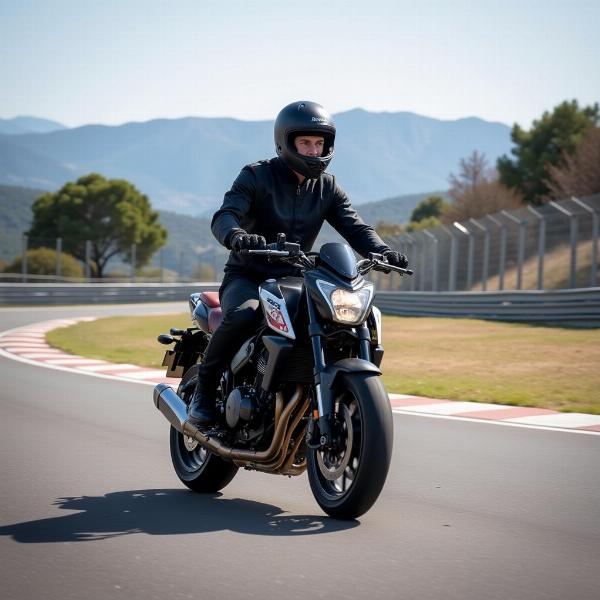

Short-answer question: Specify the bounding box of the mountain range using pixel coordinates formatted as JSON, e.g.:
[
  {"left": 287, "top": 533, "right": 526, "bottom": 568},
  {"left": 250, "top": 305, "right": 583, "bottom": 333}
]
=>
[
  {"left": 0, "top": 116, "right": 66, "bottom": 135},
  {"left": 0, "top": 109, "right": 511, "bottom": 215}
]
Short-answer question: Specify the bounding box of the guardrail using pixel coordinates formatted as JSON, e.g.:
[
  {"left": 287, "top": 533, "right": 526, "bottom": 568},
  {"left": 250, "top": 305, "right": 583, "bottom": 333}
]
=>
[
  {"left": 0, "top": 282, "right": 219, "bottom": 305},
  {"left": 375, "top": 287, "right": 600, "bottom": 326},
  {"left": 1, "top": 283, "right": 599, "bottom": 326}
]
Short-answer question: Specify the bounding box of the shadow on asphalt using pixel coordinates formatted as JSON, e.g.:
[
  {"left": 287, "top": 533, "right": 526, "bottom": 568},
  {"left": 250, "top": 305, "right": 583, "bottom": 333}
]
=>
[{"left": 0, "top": 488, "right": 358, "bottom": 543}]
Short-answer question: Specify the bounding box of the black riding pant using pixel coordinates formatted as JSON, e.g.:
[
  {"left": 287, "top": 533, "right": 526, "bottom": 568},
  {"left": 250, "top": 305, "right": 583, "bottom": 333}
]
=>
[{"left": 196, "top": 275, "right": 262, "bottom": 389}]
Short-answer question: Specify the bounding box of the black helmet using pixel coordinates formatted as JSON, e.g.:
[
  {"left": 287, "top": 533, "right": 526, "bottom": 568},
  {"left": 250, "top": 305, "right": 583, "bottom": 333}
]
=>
[{"left": 274, "top": 101, "right": 336, "bottom": 178}]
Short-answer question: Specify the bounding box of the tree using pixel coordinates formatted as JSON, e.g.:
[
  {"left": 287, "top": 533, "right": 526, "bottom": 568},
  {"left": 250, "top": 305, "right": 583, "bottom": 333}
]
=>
[
  {"left": 27, "top": 174, "right": 167, "bottom": 278},
  {"left": 497, "top": 100, "right": 600, "bottom": 204},
  {"left": 410, "top": 195, "right": 449, "bottom": 223},
  {"left": 406, "top": 216, "right": 441, "bottom": 232},
  {"left": 444, "top": 151, "right": 521, "bottom": 223},
  {"left": 545, "top": 127, "right": 600, "bottom": 199},
  {"left": 374, "top": 220, "right": 404, "bottom": 237},
  {"left": 4, "top": 247, "right": 84, "bottom": 277}
]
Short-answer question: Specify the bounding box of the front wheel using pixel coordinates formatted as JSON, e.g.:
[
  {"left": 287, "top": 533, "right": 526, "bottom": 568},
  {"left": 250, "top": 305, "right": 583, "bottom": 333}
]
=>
[
  {"left": 169, "top": 366, "right": 238, "bottom": 493},
  {"left": 307, "top": 373, "right": 393, "bottom": 519}
]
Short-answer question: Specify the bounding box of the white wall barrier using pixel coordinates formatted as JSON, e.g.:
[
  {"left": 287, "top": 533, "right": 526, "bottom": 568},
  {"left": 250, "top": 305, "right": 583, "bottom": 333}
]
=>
[
  {"left": 1, "top": 283, "right": 599, "bottom": 326},
  {"left": 0, "top": 282, "right": 219, "bottom": 305},
  {"left": 375, "top": 288, "right": 600, "bottom": 326}
]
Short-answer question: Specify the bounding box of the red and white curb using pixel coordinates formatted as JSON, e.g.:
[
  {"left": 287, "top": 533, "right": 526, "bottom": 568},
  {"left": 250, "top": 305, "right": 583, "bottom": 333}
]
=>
[{"left": 1, "top": 318, "right": 600, "bottom": 436}]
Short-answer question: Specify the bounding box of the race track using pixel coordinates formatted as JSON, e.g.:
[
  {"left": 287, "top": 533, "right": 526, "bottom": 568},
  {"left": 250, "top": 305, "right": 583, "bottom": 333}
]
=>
[{"left": 1, "top": 304, "right": 599, "bottom": 600}]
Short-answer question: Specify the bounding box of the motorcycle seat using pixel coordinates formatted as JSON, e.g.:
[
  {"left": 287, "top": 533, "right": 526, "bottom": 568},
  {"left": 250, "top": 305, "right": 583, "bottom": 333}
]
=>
[
  {"left": 208, "top": 308, "right": 223, "bottom": 333},
  {"left": 200, "top": 291, "right": 220, "bottom": 308}
]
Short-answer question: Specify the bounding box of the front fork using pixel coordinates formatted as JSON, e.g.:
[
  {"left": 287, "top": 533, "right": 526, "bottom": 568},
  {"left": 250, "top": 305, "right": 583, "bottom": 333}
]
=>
[{"left": 305, "top": 291, "right": 372, "bottom": 448}]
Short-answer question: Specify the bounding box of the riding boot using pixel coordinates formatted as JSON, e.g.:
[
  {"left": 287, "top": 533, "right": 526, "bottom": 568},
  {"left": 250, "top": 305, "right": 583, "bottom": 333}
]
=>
[{"left": 187, "top": 374, "right": 217, "bottom": 427}]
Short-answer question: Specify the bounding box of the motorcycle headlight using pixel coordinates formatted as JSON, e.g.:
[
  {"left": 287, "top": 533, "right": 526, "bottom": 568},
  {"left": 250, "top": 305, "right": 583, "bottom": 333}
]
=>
[{"left": 316, "top": 281, "right": 374, "bottom": 325}]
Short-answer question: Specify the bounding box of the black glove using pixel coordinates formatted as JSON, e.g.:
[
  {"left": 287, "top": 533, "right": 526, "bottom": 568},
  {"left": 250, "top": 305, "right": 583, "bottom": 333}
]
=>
[
  {"left": 230, "top": 231, "right": 267, "bottom": 252},
  {"left": 383, "top": 250, "right": 409, "bottom": 268}
]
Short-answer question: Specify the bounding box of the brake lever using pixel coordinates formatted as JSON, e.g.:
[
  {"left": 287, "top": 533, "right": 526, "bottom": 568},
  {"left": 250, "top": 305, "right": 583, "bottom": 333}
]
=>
[
  {"left": 372, "top": 259, "right": 413, "bottom": 275},
  {"left": 239, "top": 249, "right": 290, "bottom": 256}
]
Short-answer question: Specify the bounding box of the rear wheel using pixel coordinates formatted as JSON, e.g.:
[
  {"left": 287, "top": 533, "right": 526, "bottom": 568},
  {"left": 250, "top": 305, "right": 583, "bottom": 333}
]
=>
[
  {"left": 169, "top": 366, "right": 238, "bottom": 492},
  {"left": 307, "top": 372, "right": 393, "bottom": 519}
]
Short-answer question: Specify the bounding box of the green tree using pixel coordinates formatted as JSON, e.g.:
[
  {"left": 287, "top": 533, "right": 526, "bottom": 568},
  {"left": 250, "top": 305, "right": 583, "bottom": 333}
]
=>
[
  {"left": 407, "top": 216, "right": 441, "bottom": 232},
  {"left": 497, "top": 100, "right": 600, "bottom": 204},
  {"left": 4, "top": 247, "right": 84, "bottom": 278},
  {"left": 410, "top": 195, "right": 449, "bottom": 223},
  {"left": 374, "top": 220, "right": 404, "bottom": 237},
  {"left": 28, "top": 174, "right": 167, "bottom": 277}
]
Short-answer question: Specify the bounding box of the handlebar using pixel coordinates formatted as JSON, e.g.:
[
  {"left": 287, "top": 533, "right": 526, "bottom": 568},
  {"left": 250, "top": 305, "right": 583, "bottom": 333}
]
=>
[
  {"left": 239, "top": 249, "right": 291, "bottom": 257},
  {"left": 236, "top": 237, "right": 414, "bottom": 277}
]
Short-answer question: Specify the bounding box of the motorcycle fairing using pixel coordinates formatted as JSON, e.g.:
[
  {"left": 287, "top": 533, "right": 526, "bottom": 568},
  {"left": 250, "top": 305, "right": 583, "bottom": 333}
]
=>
[{"left": 259, "top": 281, "right": 296, "bottom": 340}]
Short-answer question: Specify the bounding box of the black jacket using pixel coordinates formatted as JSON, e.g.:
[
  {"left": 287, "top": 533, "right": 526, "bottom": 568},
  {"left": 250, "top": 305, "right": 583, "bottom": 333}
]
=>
[{"left": 211, "top": 157, "right": 390, "bottom": 280}]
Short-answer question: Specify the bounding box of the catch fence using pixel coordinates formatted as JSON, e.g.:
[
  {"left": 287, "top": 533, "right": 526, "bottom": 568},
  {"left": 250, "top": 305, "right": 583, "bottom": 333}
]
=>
[
  {"left": 2, "top": 194, "right": 599, "bottom": 291},
  {"left": 376, "top": 194, "right": 600, "bottom": 292}
]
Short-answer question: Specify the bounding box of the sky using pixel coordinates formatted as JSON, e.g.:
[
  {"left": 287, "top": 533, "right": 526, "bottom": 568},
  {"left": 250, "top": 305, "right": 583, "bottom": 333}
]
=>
[{"left": 1, "top": 0, "right": 598, "bottom": 129}]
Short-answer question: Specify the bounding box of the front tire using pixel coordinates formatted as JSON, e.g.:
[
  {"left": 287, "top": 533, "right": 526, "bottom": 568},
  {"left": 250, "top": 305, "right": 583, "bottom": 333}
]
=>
[
  {"left": 169, "top": 366, "right": 238, "bottom": 493},
  {"left": 307, "top": 373, "right": 393, "bottom": 519}
]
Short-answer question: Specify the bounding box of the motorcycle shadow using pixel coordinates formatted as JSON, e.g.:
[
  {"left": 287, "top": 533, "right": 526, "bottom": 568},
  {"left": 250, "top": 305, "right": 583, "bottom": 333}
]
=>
[{"left": 0, "top": 488, "right": 359, "bottom": 543}]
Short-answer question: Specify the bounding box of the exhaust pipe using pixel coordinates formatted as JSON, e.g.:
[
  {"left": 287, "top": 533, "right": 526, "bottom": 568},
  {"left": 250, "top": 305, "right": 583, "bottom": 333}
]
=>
[
  {"left": 153, "top": 383, "right": 188, "bottom": 433},
  {"left": 153, "top": 382, "right": 304, "bottom": 465}
]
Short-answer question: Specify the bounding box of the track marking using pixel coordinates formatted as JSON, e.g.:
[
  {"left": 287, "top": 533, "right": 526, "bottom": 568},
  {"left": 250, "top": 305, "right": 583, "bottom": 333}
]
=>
[{"left": 1, "top": 318, "right": 599, "bottom": 436}]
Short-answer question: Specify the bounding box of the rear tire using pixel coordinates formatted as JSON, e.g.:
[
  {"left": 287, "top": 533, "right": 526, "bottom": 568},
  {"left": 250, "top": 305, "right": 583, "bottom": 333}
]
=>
[
  {"left": 307, "top": 372, "right": 393, "bottom": 519},
  {"left": 169, "top": 366, "right": 238, "bottom": 493}
]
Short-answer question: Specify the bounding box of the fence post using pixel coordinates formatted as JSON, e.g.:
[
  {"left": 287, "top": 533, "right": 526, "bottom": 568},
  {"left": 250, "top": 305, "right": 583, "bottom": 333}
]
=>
[
  {"left": 469, "top": 218, "right": 488, "bottom": 291},
  {"left": 212, "top": 246, "right": 218, "bottom": 282},
  {"left": 159, "top": 248, "right": 164, "bottom": 283},
  {"left": 502, "top": 210, "right": 527, "bottom": 290},
  {"left": 454, "top": 221, "right": 472, "bottom": 290},
  {"left": 423, "top": 229, "right": 438, "bottom": 291},
  {"left": 131, "top": 244, "right": 136, "bottom": 282},
  {"left": 55, "top": 237, "right": 62, "bottom": 280},
  {"left": 405, "top": 234, "right": 416, "bottom": 291},
  {"left": 550, "top": 201, "right": 577, "bottom": 288},
  {"left": 21, "top": 234, "right": 28, "bottom": 283},
  {"left": 85, "top": 240, "right": 92, "bottom": 280},
  {"left": 526, "top": 206, "right": 545, "bottom": 290},
  {"left": 487, "top": 215, "right": 507, "bottom": 290},
  {"left": 439, "top": 226, "right": 457, "bottom": 291},
  {"left": 571, "top": 197, "right": 598, "bottom": 287}
]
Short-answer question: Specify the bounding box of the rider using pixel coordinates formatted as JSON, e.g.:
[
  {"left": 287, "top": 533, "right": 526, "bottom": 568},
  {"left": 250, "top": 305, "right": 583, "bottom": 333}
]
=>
[{"left": 187, "top": 100, "right": 408, "bottom": 426}]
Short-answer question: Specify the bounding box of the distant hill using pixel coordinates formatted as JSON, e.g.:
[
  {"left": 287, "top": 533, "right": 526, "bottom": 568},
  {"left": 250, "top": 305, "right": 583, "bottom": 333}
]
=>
[
  {"left": 0, "top": 184, "right": 45, "bottom": 263},
  {"left": 353, "top": 190, "right": 449, "bottom": 225},
  {"left": 0, "top": 109, "right": 511, "bottom": 214},
  {"left": 0, "top": 116, "right": 66, "bottom": 135},
  {"left": 0, "top": 183, "right": 439, "bottom": 274}
]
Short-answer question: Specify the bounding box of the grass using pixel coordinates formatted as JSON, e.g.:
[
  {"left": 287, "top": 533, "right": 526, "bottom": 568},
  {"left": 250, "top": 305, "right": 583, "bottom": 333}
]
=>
[{"left": 46, "top": 314, "right": 600, "bottom": 414}]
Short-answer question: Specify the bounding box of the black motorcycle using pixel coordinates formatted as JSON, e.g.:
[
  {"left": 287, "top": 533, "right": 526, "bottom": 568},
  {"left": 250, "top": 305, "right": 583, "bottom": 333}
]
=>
[{"left": 153, "top": 235, "right": 412, "bottom": 519}]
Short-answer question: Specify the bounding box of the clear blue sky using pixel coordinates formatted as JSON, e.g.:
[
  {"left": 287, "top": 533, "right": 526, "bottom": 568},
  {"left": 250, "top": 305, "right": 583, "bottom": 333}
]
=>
[{"left": 1, "top": 0, "right": 598, "bottom": 128}]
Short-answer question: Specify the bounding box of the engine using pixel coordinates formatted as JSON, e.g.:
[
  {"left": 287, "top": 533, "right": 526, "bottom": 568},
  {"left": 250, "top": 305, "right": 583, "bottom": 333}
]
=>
[{"left": 225, "top": 386, "right": 258, "bottom": 428}]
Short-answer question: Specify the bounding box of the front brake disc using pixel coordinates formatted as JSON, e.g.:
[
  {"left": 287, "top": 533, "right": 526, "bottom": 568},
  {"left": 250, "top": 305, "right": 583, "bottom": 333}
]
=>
[{"left": 316, "top": 403, "right": 354, "bottom": 481}]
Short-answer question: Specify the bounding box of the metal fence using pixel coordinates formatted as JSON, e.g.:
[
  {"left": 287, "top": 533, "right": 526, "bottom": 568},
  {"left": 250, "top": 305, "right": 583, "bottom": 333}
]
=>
[
  {"left": 3, "top": 194, "right": 599, "bottom": 290},
  {"left": 1, "top": 237, "right": 228, "bottom": 284},
  {"left": 377, "top": 194, "right": 600, "bottom": 292}
]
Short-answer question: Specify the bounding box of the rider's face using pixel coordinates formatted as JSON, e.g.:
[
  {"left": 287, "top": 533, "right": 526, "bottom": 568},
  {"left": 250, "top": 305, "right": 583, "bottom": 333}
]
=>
[{"left": 294, "top": 135, "right": 325, "bottom": 157}]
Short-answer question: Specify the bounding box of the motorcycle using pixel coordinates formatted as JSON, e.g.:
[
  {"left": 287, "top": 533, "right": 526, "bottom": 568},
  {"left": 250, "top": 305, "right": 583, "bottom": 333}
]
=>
[{"left": 153, "top": 234, "right": 412, "bottom": 519}]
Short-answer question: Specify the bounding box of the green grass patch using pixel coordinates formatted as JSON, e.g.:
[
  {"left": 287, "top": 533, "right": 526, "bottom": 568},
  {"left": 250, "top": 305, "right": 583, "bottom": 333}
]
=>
[{"left": 47, "top": 314, "right": 600, "bottom": 414}]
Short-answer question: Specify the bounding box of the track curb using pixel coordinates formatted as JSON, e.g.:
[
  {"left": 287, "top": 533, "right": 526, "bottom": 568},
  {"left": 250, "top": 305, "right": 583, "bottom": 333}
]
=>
[{"left": 1, "top": 317, "right": 599, "bottom": 435}]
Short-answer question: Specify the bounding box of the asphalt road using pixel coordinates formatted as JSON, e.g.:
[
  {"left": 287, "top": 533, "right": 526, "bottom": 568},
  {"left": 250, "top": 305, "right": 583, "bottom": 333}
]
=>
[{"left": 1, "top": 304, "right": 599, "bottom": 600}]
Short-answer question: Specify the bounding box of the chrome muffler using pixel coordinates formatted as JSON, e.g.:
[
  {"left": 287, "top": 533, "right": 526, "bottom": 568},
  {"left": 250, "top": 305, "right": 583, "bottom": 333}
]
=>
[{"left": 153, "top": 383, "right": 188, "bottom": 432}]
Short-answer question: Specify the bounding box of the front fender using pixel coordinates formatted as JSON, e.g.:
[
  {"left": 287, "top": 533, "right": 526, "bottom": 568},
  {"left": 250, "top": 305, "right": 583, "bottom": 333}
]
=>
[
  {"left": 315, "top": 358, "right": 382, "bottom": 445},
  {"left": 320, "top": 358, "right": 381, "bottom": 391}
]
